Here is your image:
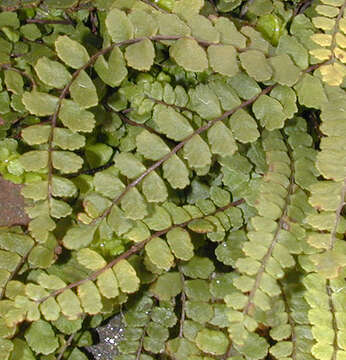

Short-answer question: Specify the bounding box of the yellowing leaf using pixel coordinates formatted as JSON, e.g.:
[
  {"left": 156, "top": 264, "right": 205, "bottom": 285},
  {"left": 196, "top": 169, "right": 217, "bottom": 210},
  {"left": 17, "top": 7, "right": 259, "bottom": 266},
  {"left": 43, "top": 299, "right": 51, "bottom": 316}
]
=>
[
  {"left": 125, "top": 38, "right": 155, "bottom": 71},
  {"left": 55, "top": 35, "right": 90, "bottom": 69},
  {"left": 170, "top": 38, "right": 208, "bottom": 73}
]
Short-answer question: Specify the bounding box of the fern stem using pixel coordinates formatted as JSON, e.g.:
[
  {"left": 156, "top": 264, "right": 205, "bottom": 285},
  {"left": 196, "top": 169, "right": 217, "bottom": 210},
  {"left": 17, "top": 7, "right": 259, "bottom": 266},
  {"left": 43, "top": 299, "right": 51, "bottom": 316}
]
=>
[
  {"left": 0, "top": 244, "right": 35, "bottom": 300},
  {"left": 37, "top": 199, "right": 244, "bottom": 304},
  {"left": 243, "top": 134, "right": 295, "bottom": 316},
  {"left": 146, "top": 95, "right": 193, "bottom": 114},
  {"left": 118, "top": 111, "right": 162, "bottom": 136},
  {"left": 94, "top": 84, "right": 275, "bottom": 225},
  {"left": 26, "top": 18, "right": 74, "bottom": 25},
  {"left": 56, "top": 332, "right": 76, "bottom": 360},
  {"left": 178, "top": 265, "right": 186, "bottom": 338},
  {"left": 45, "top": 34, "right": 245, "bottom": 208}
]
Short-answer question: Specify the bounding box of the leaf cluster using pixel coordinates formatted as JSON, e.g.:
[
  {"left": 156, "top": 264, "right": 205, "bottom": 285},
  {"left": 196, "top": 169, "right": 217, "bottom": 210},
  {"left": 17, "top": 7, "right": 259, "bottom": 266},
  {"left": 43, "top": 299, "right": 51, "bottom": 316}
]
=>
[{"left": 0, "top": 0, "right": 345, "bottom": 360}]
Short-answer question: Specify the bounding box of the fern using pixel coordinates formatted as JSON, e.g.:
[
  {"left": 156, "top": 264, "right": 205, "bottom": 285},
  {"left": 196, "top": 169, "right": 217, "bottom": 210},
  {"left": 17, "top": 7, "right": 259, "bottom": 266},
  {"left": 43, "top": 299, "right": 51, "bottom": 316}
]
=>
[{"left": 0, "top": 0, "right": 345, "bottom": 359}]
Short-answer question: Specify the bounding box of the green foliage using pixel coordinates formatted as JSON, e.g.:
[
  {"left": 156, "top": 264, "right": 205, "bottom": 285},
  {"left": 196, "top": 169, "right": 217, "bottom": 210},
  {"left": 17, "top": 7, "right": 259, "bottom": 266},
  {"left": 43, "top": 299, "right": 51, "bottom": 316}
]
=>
[{"left": 0, "top": 0, "right": 345, "bottom": 359}]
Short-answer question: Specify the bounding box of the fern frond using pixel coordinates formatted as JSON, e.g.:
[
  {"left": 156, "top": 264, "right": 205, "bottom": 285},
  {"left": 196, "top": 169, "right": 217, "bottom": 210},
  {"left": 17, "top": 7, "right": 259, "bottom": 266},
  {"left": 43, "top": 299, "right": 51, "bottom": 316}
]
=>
[{"left": 310, "top": 0, "right": 346, "bottom": 85}]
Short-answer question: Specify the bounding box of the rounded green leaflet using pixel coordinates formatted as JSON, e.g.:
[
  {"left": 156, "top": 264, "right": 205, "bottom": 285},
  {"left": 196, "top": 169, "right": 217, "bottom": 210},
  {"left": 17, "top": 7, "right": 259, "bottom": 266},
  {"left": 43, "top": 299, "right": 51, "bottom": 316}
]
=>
[
  {"left": 21, "top": 125, "right": 50, "bottom": 146},
  {"left": 166, "top": 227, "right": 194, "bottom": 261},
  {"left": 207, "top": 121, "right": 237, "bottom": 157},
  {"left": 170, "top": 38, "right": 208, "bottom": 73},
  {"left": 4, "top": 69, "right": 23, "bottom": 95},
  {"left": 207, "top": 45, "right": 239, "bottom": 77},
  {"left": 77, "top": 281, "right": 102, "bottom": 315},
  {"left": 62, "top": 225, "right": 97, "bottom": 250},
  {"left": 162, "top": 154, "right": 190, "bottom": 189},
  {"left": 136, "top": 130, "right": 170, "bottom": 161},
  {"left": 195, "top": 328, "right": 229, "bottom": 355},
  {"left": 59, "top": 99, "right": 96, "bottom": 133},
  {"left": 94, "top": 47, "right": 128, "bottom": 87},
  {"left": 234, "top": 332, "right": 269, "bottom": 359},
  {"left": 52, "top": 151, "right": 83, "bottom": 174},
  {"left": 24, "top": 320, "right": 58, "bottom": 355},
  {"left": 269, "top": 54, "right": 301, "bottom": 87},
  {"left": 157, "top": 13, "right": 191, "bottom": 37},
  {"left": 252, "top": 95, "right": 287, "bottom": 131},
  {"left": 150, "top": 272, "right": 183, "bottom": 301},
  {"left": 145, "top": 237, "right": 174, "bottom": 271},
  {"left": 69, "top": 70, "right": 98, "bottom": 109},
  {"left": 239, "top": 49, "right": 273, "bottom": 82},
  {"left": 181, "top": 256, "right": 215, "bottom": 279},
  {"left": 142, "top": 171, "right": 168, "bottom": 203},
  {"left": 19, "top": 150, "right": 48, "bottom": 172},
  {"left": 183, "top": 135, "right": 212, "bottom": 169},
  {"left": 113, "top": 259, "right": 139, "bottom": 293},
  {"left": 85, "top": 143, "right": 113, "bottom": 167},
  {"left": 188, "top": 14, "right": 220, "bottom": 43},
  {"left": 22, "top": 91, "right": 58, "bottom": 116},
  {"left": 106, "top": 8, "right": 134, "bottom": 43},
  {"left": 153, "top": 104, "right": 194, "bottom": 141},
  {"left": 53, "top": 128, "right": 85, "bottom": 151},
  {"left": 128, "top": 10, "right": 158, "bottom": 38},
  {"left": 76, "top": 248, "right": 107, "bottom": 271},
  {"left": 125, "top": 38, "right": 155, "bottom": 71},
  {"left": 34, "top": 56, "right": 71, "bottom": 88},
  {"left": 55, "top": 35, "right": 90, "bottom": 69}
]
